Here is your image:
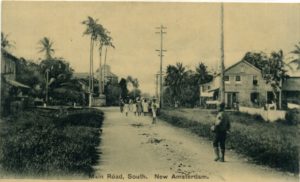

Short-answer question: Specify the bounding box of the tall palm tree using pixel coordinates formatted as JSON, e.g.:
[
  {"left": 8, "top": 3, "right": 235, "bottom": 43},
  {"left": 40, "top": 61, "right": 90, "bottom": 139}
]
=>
[
  {"left": 82, "top": 16, "right": 100, "bottom": 107},
  {"left": 38, "top": 37, "right": 55, "bottom": 60},
  {"left": 97, "top": 28, "right": 114, "bottom": 94}
]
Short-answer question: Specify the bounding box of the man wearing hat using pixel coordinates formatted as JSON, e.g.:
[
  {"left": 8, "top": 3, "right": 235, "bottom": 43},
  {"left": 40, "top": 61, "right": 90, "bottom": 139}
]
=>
[{"left": 211, "top": 102, "right": 230, "bottom": 162}]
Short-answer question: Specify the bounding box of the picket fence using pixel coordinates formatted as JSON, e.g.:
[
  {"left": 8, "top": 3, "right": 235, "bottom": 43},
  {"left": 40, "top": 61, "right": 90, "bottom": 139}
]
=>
[{"left": 239, "top": 106, "right": 286, "bottom": 122}]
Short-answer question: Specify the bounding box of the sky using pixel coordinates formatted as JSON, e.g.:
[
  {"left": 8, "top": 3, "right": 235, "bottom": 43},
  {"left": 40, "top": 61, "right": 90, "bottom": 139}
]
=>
[{"left": 2, "top": 2, "right": 300, "bottom": 95}]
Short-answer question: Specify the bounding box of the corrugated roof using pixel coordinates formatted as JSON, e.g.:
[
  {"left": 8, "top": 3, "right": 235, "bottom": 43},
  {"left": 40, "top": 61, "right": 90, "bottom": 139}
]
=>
[{"left": 283, "top": 77, "right": 300, "bottom": 91}]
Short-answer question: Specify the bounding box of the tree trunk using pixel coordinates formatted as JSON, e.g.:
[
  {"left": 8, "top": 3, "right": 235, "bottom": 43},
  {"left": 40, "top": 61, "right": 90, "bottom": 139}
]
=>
[
  {"left": 89, "top": 36, "right": 93, "bottom": 107},
  {"left": 103, "top": 47, "right": 108, "bottom": 93},
  {"left": 99, "top": 45, "right": 103, "bottom": 94},
  {"left": 91, "top": 39, "right": 94, "bottom": 94}
]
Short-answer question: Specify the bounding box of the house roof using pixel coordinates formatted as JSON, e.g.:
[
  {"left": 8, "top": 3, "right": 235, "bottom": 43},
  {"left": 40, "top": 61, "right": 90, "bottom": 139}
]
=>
[
  {"left": 1, "top": 48, "right": 19, "bottom": 63},
  {"left": 212, "top": 60, "right": 262, "bottom": 78},
  {"left": 283, "top": 77, "right": 300, "bottom": 91},
  {"left": 225, "top": 59, "right": 262, "bottom": 73}
]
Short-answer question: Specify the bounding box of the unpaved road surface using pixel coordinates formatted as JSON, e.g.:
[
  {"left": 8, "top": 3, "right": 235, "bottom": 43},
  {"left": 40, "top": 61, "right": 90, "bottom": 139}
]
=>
[{"left": 94, "top": 107, "right": 298, "bottom": 182}]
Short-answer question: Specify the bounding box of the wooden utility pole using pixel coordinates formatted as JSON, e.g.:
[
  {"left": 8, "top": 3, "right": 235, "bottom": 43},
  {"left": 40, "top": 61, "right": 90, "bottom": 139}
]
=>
[
  {"left": 155, "top": 25, "right": 167, "bottom": 108},
  {"left": 219, "top": 3, "right": 225, "bottom": 103},
  {"left": 155, "top": 73, "right": 159, "bottom": 99}
]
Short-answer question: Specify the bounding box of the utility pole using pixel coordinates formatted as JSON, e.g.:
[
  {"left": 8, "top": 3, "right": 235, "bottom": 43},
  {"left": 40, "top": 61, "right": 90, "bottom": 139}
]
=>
[
  {"left": 155, "top": 73, "right": 159, "bottom": 99},
  {"left": 219, "top": 3, "right": 225, "bottom": 104},
  {"left": 155, "top": 25, "right": 167, "bottom": 108}
]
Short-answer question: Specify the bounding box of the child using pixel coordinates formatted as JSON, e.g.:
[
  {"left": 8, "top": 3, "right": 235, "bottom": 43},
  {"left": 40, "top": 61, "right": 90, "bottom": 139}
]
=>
[{"left": 151, "top": 99, "right": 158, "bottom": 124}]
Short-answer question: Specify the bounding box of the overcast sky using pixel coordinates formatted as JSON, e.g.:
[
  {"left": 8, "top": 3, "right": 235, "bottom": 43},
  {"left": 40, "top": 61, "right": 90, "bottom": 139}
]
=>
[{"left": 2, "top": 2, "right": 300, "bottom": 94}]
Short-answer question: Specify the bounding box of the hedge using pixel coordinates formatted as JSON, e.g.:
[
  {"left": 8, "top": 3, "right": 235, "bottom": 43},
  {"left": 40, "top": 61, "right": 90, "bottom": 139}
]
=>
[
  {"left": 159, "top": 109, "right": 299, "bottom": 173},
  {"left": 0, "top": 108, "right": 104, "bottom": 177}
]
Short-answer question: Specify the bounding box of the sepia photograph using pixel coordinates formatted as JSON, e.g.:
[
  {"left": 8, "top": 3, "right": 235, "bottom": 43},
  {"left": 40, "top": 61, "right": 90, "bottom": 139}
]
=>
[{"left": 0, "top": 1, "right": 299, "bottom": 181}]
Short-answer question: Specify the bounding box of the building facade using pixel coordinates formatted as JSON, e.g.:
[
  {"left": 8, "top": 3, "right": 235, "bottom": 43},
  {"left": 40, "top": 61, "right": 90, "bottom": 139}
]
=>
[
  {"left": 1, "top": 49, "right": 30, "bottom": 115},
  {"left": 200, "top": 60, "right": 275, "bottom": 109}
]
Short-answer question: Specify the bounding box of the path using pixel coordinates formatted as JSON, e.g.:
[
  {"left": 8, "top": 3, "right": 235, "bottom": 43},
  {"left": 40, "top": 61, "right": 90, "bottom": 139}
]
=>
[{"left": 94, "top": 107, "right": 298, "bottom": 182}]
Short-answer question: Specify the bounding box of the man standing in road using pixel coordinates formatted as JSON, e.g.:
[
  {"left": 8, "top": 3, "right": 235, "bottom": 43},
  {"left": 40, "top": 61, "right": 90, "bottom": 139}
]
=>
[{"left": 211, "top": 102, "right": 230, "bottom": 162}]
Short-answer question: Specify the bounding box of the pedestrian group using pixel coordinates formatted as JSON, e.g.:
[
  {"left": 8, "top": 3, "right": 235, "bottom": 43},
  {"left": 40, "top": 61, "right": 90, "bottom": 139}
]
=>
[{"left": 119, "top": 97, "right": 159, "bottom": 124}]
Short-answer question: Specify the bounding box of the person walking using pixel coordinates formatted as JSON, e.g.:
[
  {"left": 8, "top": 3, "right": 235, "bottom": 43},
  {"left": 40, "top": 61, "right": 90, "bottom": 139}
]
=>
[
  {"left": 136, "top": 97, "right": 143, "bottom": 116},
  {"left": 151, "top": 99, "right": 158, "bottom": 124},
  {"left": 132, "top": 100, "right": 137, "bottom": 116},
  {"left": 119, "top": 98, "right": 124, "bottom": 113},
  {"left": 211, "top": 102, "right": 230, "bottom": 162},
  {"left": 124, "top": 99, "right": 129, "bottom": 117},
  {"left": 142, "top": 98, "right": 148, "bottom": 116}
]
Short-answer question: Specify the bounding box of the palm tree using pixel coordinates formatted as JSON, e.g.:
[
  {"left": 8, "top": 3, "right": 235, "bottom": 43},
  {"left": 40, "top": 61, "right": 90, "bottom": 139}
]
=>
[
  {"left": 195, "top": 62, "right": 211, "bottom": 84},
  {"left": 1, "top": 32, "right": 15, "bottom": 50},
  {"left": 97, "top": 28, "right": 114, "bottom": 94},
  {"left": 165, "top": 62, "right": 187, "bottom": 105},
  {"left": 82, "top": 16, "right": 100, "bottom": 107},
  {"left": 38, "top": 37, "right": 55, "bottom": 60},
  {"left": 290, "top": 42, "right": 300, "bottom": 69}
]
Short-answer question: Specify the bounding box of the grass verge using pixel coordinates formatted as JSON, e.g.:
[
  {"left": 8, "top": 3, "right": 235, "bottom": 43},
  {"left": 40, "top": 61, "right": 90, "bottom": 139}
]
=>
[{"left": 159, "top": 109, "right": 299, "bottom": 173}]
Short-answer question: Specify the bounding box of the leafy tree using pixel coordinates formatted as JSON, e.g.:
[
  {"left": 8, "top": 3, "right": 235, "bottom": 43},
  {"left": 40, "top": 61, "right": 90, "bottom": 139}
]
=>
[
  {"left": 126, "top": 76, "right": 139, "bottom": 98},
  {"left": 104, "top": 81, "right": 121, "bottom": 106},
  {"left": 264, "top": 50, "right": 288, "bottom": 107},
  {"left": 243, "top": 52, "right": 269, "bottom": 71},
  {"left": 16, "top": 58, "right": 44, "bottom": 97},
  {"left": 38, "top": 37, "right": 55, "bottom": 60},
  {"left": 39, "top": 58, "right": 73, "bottom": 88},
  {"left": 51, "top": 78, "right": 85, "bottom": 105},
  {"left": 119, "top": 78, "right": 128, "bottom": 100}
]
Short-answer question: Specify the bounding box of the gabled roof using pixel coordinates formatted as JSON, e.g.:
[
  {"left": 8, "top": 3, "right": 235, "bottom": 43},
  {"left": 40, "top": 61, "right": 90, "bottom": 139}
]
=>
[{"left": 224, "top": 59, "right": 262, "bottom": 73}]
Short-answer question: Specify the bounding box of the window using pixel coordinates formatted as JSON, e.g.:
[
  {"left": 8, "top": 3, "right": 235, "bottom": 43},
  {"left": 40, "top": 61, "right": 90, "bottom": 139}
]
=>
[
  {"left": 224, "top": 76, "right": 230, "bottom": 82},
  {"left": 236, "top": 76, "right": 241, "bottom": 82},
  {"left": 253, "top": 76, "right": 258, "bottom": 85}
]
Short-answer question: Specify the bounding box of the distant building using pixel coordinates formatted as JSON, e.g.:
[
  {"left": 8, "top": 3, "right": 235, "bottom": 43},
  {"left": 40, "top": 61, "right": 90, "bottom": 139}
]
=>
[
  {"left": 74, "top": 65, "right": 118, "bottom": 94},
  {"left": 282, "top": 77, "right": 300, "bottom": 106},
  {"left": 200, "top": 60, "right": 300, "bottom": 109},
  {"left": 1, "top": 49, "right": 30, "bottom": 115},
  {"left": 96, "top": 65, "right": 118, "bottom": 84}
]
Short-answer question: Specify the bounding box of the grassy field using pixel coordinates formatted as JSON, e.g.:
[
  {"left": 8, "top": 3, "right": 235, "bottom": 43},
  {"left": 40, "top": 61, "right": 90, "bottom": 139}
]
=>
[
  {"left": 0, "top": 108, "right": 104, "bottom": 178},
  {"left": 160, "top": 108, "right": 299, "bottom": 173}
]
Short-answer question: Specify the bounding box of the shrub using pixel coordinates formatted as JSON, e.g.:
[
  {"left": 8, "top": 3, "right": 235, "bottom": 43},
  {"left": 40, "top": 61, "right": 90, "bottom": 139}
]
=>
[
  {"left": 285, "top": 109, "right": 300, "bottom": 125},
  {"left": 0, "top": 108, "right": 103, "bottom": 177}
]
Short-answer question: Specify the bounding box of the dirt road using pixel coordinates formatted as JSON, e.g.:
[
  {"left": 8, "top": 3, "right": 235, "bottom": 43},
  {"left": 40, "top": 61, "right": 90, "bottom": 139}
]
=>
[{"left": 94, "top": 107, "right": 298, "bottom": 182}]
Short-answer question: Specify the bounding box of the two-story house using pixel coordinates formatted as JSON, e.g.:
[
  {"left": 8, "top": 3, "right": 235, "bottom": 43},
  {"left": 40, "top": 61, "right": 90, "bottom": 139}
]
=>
[{"left": 200, "top": 60, "right": 275, "bottom": 109}]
